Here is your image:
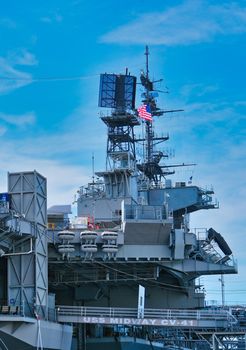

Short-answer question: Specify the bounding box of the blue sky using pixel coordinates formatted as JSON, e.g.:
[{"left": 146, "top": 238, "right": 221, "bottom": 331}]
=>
[{"left": 0, "top": 0, "right": 245, "bottom": 304}]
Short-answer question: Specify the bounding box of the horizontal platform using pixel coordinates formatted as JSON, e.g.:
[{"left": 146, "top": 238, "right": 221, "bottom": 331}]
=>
[
  {"left": 0, "top": 315, "right": 36, "bottom": 323},
  {"left": 57, "top": 306, "right": 236, "bottom": 329}
]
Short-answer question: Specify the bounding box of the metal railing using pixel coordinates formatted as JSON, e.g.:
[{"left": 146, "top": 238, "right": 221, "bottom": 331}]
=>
[
  {"left": 57, "top": 305, "right": 236, "bottom": 322},
  {"left": 124, "top": 204, "right": 167, "bottom": 221}
]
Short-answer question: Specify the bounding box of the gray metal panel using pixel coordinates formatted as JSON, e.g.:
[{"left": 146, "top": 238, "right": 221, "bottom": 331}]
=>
[
  {"left": 148, "top": 187, "right": 199, "bottom": 210},
  {"left": 48, "top": 204, "right": 71, "bottom": 215},
  {"left": 78, "top": 197, "right": 132, "bottom": 221},
  {"left": 8, "top": 171, "right": 47, "bottom": 228},
  {"left": 7, "top": 171, "right": 48, "bottom": 319},
  {"left": 123, "top": 222, "right": 172, "bottom": 245},
  {"left": 0, "top": 319, "right": 72, "bottom": 349},
  {"left": 35, "top": 226, "right": 48, "bottom": 317},
  {"left": 173, "top": 229, "right": 185, "bottom": 259},
  {"left": 8, "top": 253, "right": 35, "bottom": 316}
]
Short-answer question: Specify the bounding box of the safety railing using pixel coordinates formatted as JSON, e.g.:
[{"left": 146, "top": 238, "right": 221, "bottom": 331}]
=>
[
  {"left": 124, "top": 204, "right": 167, "bottom": 221},
  {"left": 56, "top": 305, "right": 236, "bottom": 322}
]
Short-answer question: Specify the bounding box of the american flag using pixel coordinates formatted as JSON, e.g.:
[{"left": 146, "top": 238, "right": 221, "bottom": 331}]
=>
[{"left": 137, "top": 104, "right": 152, "bottom": 122}]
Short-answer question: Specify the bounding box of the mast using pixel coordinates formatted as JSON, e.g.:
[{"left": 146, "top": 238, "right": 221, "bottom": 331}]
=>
[
  {"left": 137, "top": 45, "right": 173, "bottom": 185},
  {"left": 145, "top": 45, "right": 149, "bottom": 80},
  {"left": 144, "top": 46, "right": 152, "bottom": 165},
  {"left": 137, "top": 46, "right": 194, "bottom": 186}
]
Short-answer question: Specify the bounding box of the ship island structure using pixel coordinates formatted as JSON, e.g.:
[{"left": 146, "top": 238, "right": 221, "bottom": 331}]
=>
[{"left": 0, "top": 47, "right": 245, "bottom": 350}]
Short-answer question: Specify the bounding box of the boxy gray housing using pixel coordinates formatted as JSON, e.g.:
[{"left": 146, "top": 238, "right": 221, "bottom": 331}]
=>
[{"left": 7, "top": 171, "right": 48, "bottom": 318}]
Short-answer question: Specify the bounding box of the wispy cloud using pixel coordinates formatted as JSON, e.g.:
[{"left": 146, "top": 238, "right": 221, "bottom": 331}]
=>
[
  {"left": 0, "top": 50, "right": 37, "bottom": 94},
  {"left": 0, "top": 126, "right": 7, "bottom": 136},
  {"left": 155, "top": 98, "right": 245, "bottom": 141},
  {"left": 40, "top": 12, "right": 63, "bottom": 24},
  {"left": 0, "top": 109, "right": 93, "bottom": 206},
  {"left": 100, "top": 0, "right": 246, "bottom": 45},
  {"left": 8, "top": 49, "right": 38, "bottom": 66},
  {"left": 0, "top": 17, "right": 16, "bottom": 29},
  {"left": 0, "top": 112, "right": 36, "bottom": 127},
  {"left": 0, "top": 106, "right": 104, "bottom": 206},
  {"left": 180, "top": 84, "right": 219, "bottom": 98},
  {"left": 0, "top": 58, "right": 32, "bottom": 94},
  {"left": 15, "top": 125, "right": 105, "bottom": 158}
]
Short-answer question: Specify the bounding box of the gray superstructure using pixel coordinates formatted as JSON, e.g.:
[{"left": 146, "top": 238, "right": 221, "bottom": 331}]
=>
[{"left": 0, "top": 47, "right": 243, "bottom": 350}]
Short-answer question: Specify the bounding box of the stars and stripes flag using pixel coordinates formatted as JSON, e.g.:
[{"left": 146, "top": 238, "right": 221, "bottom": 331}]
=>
[{"left": 137, "top": 104, "right": 152, "bottom": 122}]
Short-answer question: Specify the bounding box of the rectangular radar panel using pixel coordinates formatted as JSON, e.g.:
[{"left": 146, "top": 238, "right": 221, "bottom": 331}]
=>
[{"left": 99, "top": 73, "right": 136, "bottom": 110}]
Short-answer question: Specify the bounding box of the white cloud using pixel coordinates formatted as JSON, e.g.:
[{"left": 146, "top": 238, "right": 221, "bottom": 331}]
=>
[
  {"left": 0, "top": 106, "right": 106, "bottom": 209},
  {"left": 0, "top": 112, "right": 36, "bottom": 127},
  {"left": 0, "top": 18, "right": 16, "bottom": 29},
  {"left": 40, "top": 12, "right": 63, "bottom": 24},
  {"left": 9, "top": 49, "right": 38, "bottom": 66},
  {"left": 0, "top": 126, "right": 7, "bottom": 136},
  {"left": 8, "top": 103, "right": 106, "bottom": 160},
  {"left": 180, "top": 84, "right": 219, "bottom": 98},
  {"left": 100, "top": 0, "right": 246, "bottom": 45},
  {"left": 0, "top": 50, "right": 37, "bottom": 94},
  {"left": 40, "top": 17, "right": 53, "bottom": 23},
  {"left": 0, "top": 59, "right": 32, "bottom": 94}
]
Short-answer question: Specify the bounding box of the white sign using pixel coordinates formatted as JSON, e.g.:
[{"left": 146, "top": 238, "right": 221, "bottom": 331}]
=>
[
  {"left": 138, "top": 285, "right": 145, "bottom": 318},
  {"left": 67, "top": 316, "right": 197, "bottom": 327}
]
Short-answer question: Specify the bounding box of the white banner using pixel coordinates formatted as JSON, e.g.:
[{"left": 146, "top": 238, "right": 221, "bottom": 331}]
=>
[{"left": 138, "top": 285, "right": 145, "bottom": 318}]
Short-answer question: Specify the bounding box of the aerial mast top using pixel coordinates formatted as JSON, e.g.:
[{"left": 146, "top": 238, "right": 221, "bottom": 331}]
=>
[
  {"left": 145, "top": 45, "right": 149, "bottom": 81},
  {"left": 137, "top": 46, "right": 194, "bottom": 185}
]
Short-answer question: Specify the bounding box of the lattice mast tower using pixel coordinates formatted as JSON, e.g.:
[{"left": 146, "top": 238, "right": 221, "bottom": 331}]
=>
[{"left": 99, "top": 70, "right": 139, "bottom": 172}]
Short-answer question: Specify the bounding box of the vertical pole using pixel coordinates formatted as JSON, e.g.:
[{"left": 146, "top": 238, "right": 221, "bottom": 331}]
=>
[
  {"left": 144, "top": 46, "right": 152, "bottom": 165},
  {"left": 212, "top": 333, "right": 216, "bottom": 350},
  {"left": 145, "top": 46, "right": 149, "bottom": 80},
  {"left": 219, "top": 275, "right": 225, "bottom": 307},
  {"left": 92, "top": 153, "right": 95, "bottom": 186},
  {"left": 83, "top": 323, "right": 87, "bottom": 350}
]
